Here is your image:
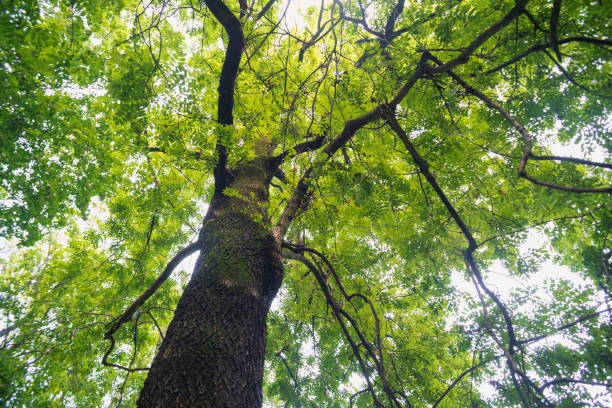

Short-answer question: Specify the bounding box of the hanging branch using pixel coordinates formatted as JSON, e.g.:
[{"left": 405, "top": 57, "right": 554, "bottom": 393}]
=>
[
  {"left": 275, "top": 348, "right": 301, "bottom": 396},
  {"left": 285, "top": 242, "right": 413, "bottom": 407},
  {"left": 383, "top": 110, "right": 553, "bottom": 408},
  {"left": 289, "top": 244, "right": 399, "bottom": 407},
  {"left": 282, "top": 246, "right": 385, "bottom": 407}
]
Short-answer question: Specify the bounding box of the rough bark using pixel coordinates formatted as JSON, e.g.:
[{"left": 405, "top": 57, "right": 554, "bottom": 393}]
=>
[{"left": 138, "top": 157, "right": 283, "bottom": 407}]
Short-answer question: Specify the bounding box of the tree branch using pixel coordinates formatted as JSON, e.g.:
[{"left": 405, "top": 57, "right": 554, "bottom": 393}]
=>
[
  {"left": 384, "top": 111, "right": 553, "bottom": 407},
  {"left": 256, "top": 0, "right": 278, "bottom": 20},
  {"left": 484, "top": 36, "right": 612, "bottom": 75},
  {"left": 427, "top": 0, "right": 529, "bottom": 74},
  {"left": 270, "top": 134, "right": 326, "bottom": 168},
  {"left": 528, "top": 154, "right": 612, "bottom": 170},
  {"left": 273, "top": 69, "right": 423, "bottom": 239},
  {"left": 519, "top": 307, "right": 612, "bottom": 345},
  {"left": 432, "top": 354, "right": 502, "bottom": 408},
  {"left": 104, "top": 241, "right": 200, "bottom": 341},
  {"left": 539, "top": 377, "right": 611, "bottom": 392},
  {"left": 427, "top": 54, "right": 612, "bottom": 194},
  {"left": 199, "top": 0, "right": 245, "bottom": 194},
  {"left": 282, "top": 246, "right": 385, "bottom": 407},
  {"left": 549, "top": 0, "right": 562, "bottom": 61},
  {"left": 384, "top": 0, "right": 405, "bottom": 41},
  {"left": 383, "top": 107, "right": 477, "bottom": 250}
]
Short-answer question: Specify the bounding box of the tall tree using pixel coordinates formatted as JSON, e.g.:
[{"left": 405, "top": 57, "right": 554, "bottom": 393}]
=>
[{"left": 1, "top": 0, "right": 611, "bottom": 407}]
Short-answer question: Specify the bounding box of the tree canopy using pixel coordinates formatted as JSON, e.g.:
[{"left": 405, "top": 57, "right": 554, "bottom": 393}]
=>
[{"left": 1, "top": 0, "right": 611, "bottom": 406}]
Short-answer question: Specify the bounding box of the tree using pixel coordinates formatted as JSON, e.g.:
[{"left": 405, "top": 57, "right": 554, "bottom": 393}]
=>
[{"left": 1, "top": 0, "right": 611, "bottom": 406}]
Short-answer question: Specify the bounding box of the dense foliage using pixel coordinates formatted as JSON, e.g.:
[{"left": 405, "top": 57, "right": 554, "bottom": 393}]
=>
[{"left": 1, "top": 0, "right": 611, "bottom": 406}]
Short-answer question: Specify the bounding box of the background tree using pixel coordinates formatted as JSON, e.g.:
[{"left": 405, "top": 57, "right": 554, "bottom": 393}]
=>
[{"left": 1, "top": 0, "right": 611, "bottom": 407}]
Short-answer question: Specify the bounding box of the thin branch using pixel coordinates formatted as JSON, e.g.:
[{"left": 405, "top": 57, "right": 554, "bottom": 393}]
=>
[
  {"left": 539, "top": 377, "right": 611, "bottom": 392},
  {"left": 519, "top": 307, "right": 612, "bottom": 345},
  {"left": 484, "top": 36, "right": 612, "bottom": 75},
  {"left": 148, "top": 146, "right": 206, "bottom": 161},
  {"left": 432, "top": 354, "right": 503, "bottom": 408},
  {"left": 426, "top": 54, "right": 612, "bottom": 194},
  {"left": 104, "top": 241, "right": 200, "bottom": 341},
  {"left": 528, "top": 154, "right": 612, "bottom": 170},
  {"left": 275, "top": 349, "right": 300, "bottom": 392},
  {"left": 102, "top": 334, "right": 150, "bottom": 373},
  {"left": 521, "top": 172, "right": 612, "bottom": 194},
  {"left": 144, "top": 309, "right": 165, "bottom": 341}
]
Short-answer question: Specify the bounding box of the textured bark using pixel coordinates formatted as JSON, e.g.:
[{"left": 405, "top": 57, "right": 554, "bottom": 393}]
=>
[{"left": 138, "top": 157, "right": 283, "bottom": 407}]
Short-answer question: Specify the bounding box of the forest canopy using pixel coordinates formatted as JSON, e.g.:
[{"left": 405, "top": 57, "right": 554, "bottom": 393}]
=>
[{"left": 1, "top": 0, "right": 611, "bottom": 407}]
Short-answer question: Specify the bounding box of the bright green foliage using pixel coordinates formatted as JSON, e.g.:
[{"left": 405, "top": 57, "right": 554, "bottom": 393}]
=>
[{"left": 1, "top": 0, "right": 611, "bottom": 407}]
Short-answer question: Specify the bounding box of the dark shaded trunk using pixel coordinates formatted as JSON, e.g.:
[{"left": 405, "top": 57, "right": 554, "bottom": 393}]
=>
[{"left": 138, "top": 158, "right": 283, "bottom": 407}]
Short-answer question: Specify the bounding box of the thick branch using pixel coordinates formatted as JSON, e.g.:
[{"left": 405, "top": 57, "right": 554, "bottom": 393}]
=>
[
  {"left": 270, "top": 135, "right": 326, "bottom": 168},
  {"left": 256, "top": 0, "right": 277, "bottom": 20},
  {"left": 427, "top": 0, "right": 528, "bottom": 74},
  {"left": 200, "top": 0, "right": 245, "bottom": 193},
  {"left": 549, "top": 0, "right": 562, "bottom": 61},
  {"left": 384, "top": 108, "right": 477, "bottom": 250},
  {"left": 385, "top": 112, "right": 552, "bottom": 407},
  {"left": 273, "top": 108, "right": 381, "bottom": 238},
  {"left": 384, "top": 0, "right": 405, "bottom": 40},
  {"left": 385, "top": 111, "right": 518, "bottom": 349},
  {"left": 273, "top": 70, "right": 422, "bottom": 239}
]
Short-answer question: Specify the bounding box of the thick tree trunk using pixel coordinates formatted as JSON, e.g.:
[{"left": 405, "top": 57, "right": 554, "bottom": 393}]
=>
[{"left": 138, "top": 158, "right": 283, "bottom": 407}]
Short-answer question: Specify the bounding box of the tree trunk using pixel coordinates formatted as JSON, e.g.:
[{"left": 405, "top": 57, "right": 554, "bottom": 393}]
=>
[{"left": 137, "top": 158, "right": 283, "bottom": 407}]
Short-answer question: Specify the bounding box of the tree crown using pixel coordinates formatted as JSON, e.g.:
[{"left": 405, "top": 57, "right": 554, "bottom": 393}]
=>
[{"left": 1, "top": 0, "right": 611, "bottom": 406}]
